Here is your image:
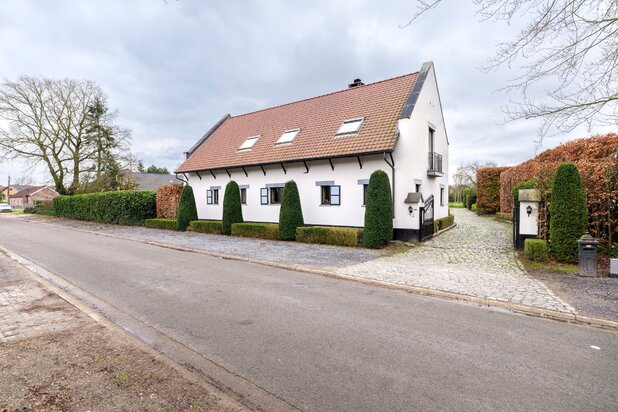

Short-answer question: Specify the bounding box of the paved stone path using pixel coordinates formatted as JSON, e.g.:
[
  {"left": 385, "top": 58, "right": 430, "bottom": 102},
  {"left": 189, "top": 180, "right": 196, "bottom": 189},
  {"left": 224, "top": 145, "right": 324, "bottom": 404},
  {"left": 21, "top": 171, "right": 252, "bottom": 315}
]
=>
[{"left": 339, "top": 209, "right": 576, "bottom": 313}]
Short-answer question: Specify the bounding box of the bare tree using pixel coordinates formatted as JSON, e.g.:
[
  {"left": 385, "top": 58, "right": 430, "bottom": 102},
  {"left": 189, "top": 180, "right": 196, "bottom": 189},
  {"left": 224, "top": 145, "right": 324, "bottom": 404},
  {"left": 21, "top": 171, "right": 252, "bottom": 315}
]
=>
[
  {"left": 405, "top": 0, "right": 618, "bottom": 139},
  {"left": 0, "top": 77, "right": 131, "bottom": 194},
  {"left": 453, "top": 160, "right": 497, "bottom": 187}
]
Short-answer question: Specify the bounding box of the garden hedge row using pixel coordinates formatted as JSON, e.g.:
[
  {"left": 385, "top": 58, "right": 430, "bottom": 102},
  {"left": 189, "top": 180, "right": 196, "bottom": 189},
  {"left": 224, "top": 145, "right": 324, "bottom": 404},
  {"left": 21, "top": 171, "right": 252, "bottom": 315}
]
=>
[
  {"left": 231, "top": 223, "right": 279, "bottom": 240},
  {"left": 145, "top": 218, "right": 177, "bottom": 230},
  {"left": 496, "top": 212, "right": 513, "bottom": 221},
  {"left": 476, "top": 166, "right": 509, "bottom": 214},
  {"left": 190, "top": 220, "right": 223, "bottom": 234},
  {"left": 296, "top": 226, "right": 363, "bottom": 247},
  {"left": 53, "top": 190, "right": 156, "bottom": 225},
  {"left": 433, "top": 213, "right": 455, "bottom": 232},
  {"left": 524, "top": 239, "right": 549, "bottom": 262}
]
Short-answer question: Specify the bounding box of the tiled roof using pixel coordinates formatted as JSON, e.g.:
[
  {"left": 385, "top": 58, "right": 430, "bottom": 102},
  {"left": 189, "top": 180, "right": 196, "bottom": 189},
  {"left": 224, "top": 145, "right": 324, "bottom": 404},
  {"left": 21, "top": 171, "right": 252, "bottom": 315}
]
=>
[
  {"left": 176, "top": 72, "right": 419, "bottom": 173},
  {"left": 10, "top": 186, "right": 53, "bottom": 198}
]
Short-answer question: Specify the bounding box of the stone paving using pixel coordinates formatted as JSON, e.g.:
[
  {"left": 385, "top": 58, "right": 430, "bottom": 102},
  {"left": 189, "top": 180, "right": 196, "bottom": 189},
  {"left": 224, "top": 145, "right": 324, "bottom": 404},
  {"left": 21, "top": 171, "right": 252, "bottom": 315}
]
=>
[{"left": 339, "top": 208, "right": 576, "bottom": 313}]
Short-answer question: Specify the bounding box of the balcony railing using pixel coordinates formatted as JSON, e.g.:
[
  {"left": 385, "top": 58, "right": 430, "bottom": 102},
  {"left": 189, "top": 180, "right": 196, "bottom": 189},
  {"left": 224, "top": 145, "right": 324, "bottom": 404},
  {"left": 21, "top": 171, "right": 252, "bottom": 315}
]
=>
[{"left": 427, "top": 152, "right": 443, "bottom": 176}]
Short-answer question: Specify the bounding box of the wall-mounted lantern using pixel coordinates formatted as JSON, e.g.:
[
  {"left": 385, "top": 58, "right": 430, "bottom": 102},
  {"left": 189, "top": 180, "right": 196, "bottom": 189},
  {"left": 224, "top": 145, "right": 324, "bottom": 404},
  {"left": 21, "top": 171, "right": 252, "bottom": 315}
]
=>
[
  {"left": 404, "top": 192, "right": 423, "bottom": 219},
  {"left": 526, "top": 205, "right": 532, "bottom": 217},
  {"left": 408, "top": 205, "right": 414, "bottom": 215}
]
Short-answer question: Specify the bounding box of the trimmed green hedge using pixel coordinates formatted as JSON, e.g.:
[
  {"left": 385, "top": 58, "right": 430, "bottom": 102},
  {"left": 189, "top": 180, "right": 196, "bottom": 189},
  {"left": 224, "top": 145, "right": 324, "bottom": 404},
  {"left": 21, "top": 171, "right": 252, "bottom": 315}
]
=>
[
  {"left": 176, "top": 185, "right": 198, "bottom": 231},
  {"left": 145, "top": 218, "right": 177, "bottom": 230},
  {"left": 296, "top": 226, "right": 363, "bottom": 247},
  {"left": 550, "top": 163, "right": 588, "bottom": 263},
  {"left": 496, "top": 212, "right": 513, "bottom": 221},
  {"left": 364, "top": 170, "right": 393, "bottom": 248},
  {"left": 471, "top": 203, "right": 477, "bottom": 212},
  {"left": 53, "top": 190, "right": 156, "bottom": 225},
  {"left": 525, "top": 239, "right": 549, "bottom": 262},
  {"left": 222, "top": 181, "right": 243, "bottom": 235},
  {"left": 433, "top": 213, "right": 455, "bottom": 232},
  {"left": 279, "top": 180, "right": 304, "bottom": 241},
  {"left": 190, "top": 220, "right": 222, "bottom": 234},
  {"left": 231, "top": 223, "right": 279, "bottom": 240}
]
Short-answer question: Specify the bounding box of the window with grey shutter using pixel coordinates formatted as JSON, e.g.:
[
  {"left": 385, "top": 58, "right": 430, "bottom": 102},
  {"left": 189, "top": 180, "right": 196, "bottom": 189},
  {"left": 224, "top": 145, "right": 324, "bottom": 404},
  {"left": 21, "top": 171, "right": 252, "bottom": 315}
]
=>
[
  {"left": 207, "top": 190, "right": 213, "bottom": 204},
  {"left": 260, "top": 188, "right": 268, "bottom": 205}
]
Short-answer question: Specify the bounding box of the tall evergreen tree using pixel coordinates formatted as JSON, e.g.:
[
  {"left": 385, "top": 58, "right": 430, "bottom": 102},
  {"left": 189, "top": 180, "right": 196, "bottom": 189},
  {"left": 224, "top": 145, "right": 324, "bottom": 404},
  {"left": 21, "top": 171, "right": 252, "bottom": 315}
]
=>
[
  {"left": 363, "top": 170, "right": 393, "bottom": 248},
  {"left": 176, "top": 185, "right": 198, "bottom": 231},
  {"left": 222, "top": 181, "right": 244, "bottom": 235},
  {"left": 279, "top": 180, "right": 304, "bottom": 240}
]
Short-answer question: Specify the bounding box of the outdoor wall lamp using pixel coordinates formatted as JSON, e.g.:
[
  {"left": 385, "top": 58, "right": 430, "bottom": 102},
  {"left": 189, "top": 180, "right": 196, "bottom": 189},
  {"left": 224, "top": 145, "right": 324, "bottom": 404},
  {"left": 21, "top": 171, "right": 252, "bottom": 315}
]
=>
[
  {"left": 526, "top": 205, "right": 532, "bottom": 217},
  {"left": 408, "top": 205, "right": 414, "bottom": 216}
]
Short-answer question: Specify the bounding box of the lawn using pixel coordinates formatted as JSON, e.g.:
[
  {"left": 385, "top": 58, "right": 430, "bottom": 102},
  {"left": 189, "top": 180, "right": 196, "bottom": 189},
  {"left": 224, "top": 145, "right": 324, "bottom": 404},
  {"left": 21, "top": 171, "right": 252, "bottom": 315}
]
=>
[
  {"left": 448, "top": 202, "right": 465, "bottom": 208},
  {"left": 10, "top": 209, "right": 24, "bottom": 214}
]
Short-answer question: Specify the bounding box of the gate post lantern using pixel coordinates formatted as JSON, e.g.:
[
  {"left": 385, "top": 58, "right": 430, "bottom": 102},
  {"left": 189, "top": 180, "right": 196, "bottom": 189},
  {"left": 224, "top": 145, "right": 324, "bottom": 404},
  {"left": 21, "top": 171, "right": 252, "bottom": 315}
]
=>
[
  {"left": 577, "top": 234, "right": 599, "bottom": 277},
  {"left": 515, "top": 189, "right": 540, "bottom": 249}
]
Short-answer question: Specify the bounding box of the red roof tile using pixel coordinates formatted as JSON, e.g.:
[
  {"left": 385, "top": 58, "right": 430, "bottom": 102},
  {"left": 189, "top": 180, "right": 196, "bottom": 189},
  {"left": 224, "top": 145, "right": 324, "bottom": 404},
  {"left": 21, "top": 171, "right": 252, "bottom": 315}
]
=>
[{"left": 176, "top": 72, "right": 418, "bottom": 173}]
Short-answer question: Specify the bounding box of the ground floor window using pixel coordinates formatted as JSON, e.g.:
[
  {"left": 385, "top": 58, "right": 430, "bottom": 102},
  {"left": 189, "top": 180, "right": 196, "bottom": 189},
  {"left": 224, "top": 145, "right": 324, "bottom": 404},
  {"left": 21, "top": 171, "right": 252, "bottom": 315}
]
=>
[
  {"left": 260, "top": 188, "right": 268, "bottom": 205},
  {"left": 241, "top": 188, "right": 247, "bottom": 205},
  {"left": 362, "top": 184, "right": 368, "bottom": 205},
  {"left": 270, "top": 187, "right": 283, "bottom": 204},
  {"left": 207, "top": 189, "right": 219, "bottom": 205},
  {"left": 440, "top": 188, "right": 445, "bottom": 206},
  {"left": 321, "top": 185, "right": 340, "bottom": 206}
]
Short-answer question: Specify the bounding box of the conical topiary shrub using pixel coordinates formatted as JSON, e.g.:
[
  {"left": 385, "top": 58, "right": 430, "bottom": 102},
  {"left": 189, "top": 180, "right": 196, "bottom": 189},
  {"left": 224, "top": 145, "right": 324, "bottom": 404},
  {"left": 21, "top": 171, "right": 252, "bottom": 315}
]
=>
[
  {"left": 176, "top": 184, "right": 198, "bottom": 231},
  {"left": 222, "top": 180, "right": 244, "bottom": 235},
  {"left": 279, "top": 180, "right": 304, "bottom": 240},
  {"left": 550, "top": 162, "right": 588, "bottom": 262},
  {"left": 363, "top": 170, "right": 393, "bottom": 248}
]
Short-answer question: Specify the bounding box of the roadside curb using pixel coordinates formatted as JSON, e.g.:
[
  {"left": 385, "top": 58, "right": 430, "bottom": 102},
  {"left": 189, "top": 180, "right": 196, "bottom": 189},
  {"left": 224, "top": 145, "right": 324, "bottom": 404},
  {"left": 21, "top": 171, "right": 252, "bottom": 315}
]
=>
[{"left": 16, "top": 216, "right": 618, "bottom": 332}]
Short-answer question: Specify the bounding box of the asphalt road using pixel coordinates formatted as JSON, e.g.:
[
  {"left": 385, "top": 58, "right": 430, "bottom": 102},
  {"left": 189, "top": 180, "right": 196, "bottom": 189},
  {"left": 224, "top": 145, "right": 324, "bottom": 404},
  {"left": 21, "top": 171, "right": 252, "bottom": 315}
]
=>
[{"left": 1, "top": 217, "right": 617, "bottom": 411}]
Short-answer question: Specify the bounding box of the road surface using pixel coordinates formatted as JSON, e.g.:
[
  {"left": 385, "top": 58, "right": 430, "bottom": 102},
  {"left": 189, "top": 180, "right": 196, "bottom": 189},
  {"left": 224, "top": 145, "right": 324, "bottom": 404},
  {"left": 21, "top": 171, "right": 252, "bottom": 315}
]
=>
[{"left": 0, "top": 217, "right": 616, "bottom": 411}]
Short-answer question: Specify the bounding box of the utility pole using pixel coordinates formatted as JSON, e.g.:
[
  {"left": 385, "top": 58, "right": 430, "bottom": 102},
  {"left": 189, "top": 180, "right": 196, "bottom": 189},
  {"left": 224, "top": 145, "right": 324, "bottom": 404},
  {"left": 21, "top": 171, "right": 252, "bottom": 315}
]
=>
[{"left": 6, "top": 175, "right": 10, "bottom": 205}]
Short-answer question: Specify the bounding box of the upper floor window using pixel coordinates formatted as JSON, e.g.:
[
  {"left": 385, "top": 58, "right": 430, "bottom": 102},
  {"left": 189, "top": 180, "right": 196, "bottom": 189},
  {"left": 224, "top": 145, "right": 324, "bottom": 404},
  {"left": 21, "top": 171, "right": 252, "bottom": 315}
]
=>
[
  {"left": 276, "top": 129, "right": 300, "bottom": 144},
  {"left": 336, "top": 118, "right": 364, "bottom": 135},
  {"left": 321, "top": 185, "right": 340, "bottom": 206},
  {"left": 239, "top": 135, "right": 260, "bottom": 151},
  {"left": 428, "top": 127, "right": 435, "bottom": 153}
]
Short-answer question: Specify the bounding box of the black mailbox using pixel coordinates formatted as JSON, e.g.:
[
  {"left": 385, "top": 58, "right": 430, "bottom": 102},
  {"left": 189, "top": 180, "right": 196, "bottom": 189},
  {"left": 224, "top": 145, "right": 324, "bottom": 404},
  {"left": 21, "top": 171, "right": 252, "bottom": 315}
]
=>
[{"left": 578, "top": 234, "right": 598, "bottom": 277}]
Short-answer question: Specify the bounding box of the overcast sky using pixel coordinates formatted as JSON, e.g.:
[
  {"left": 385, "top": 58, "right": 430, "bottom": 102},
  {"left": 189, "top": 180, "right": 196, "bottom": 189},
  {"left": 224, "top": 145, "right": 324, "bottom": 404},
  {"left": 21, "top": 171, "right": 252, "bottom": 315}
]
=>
[{"left": 0, "top": 0, "right": 613, "bottom": 185}]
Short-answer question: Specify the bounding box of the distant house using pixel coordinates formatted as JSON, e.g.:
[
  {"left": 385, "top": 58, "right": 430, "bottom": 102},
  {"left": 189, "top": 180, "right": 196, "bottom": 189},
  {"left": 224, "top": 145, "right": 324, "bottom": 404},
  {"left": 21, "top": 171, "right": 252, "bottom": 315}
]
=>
[
  {"left": 176, "top": 61, "right": 449, "bottom": 241},
  {"left": 9, "top": 186, "right": 59, "bottom": 208},
  {"left": 0, "top": 186, "right": 18, "bottom": 203},
  {"left": 129, "top": 172, "right": 176, "bottom": 191}
]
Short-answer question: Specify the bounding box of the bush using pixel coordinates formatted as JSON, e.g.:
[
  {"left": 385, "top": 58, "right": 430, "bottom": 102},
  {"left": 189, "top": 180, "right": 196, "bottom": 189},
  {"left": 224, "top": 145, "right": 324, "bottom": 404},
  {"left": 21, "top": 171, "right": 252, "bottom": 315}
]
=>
[
  {"left": 476, "top": 166, "right": 509, "bottom": 214},
  {"left": 296, "top": 226, "right": 363, "bottom": 247},
  {"left": 496, "top": 212, "right": 513, "bottom": 221},
  {"left": 279, "top": 180, "right": 304, "bottom": 240},
  {"left": 363, "top": 170, "right": 393, "bottom": 248},
  {"left": 433, "top": 213, "right": 455, "bottom": 232},
  {"left": 550, "top": 162, "right": 588, "bottom": 263},
  {"left": 190, "top": 220, "right": 222, "bottom": 234},
  {"left": 467, "top": 194, "right": 477, "bottom": 210},
  {"left": 53, "top": 190, "right": 156, "bottom": 225},
  {"left": 231, "top": 223, "right": 279, "bottom": 240},
  {"left": 145, "top": 218, "right": 177, "bottom": 230},
  {"left": 471, "top": 203, "right": 477, "bottom": 212},
  {"left": 525, "top": 239, "right": 549, "bottom": 262},
  {"left": 176, "top": 185, "right": 198, "bottom": 231},
  {"left": 156, "top": 183, "right": 183, "bottom": 219},
  {"left": 222, "top": 181, "right": 244, "bottom": 235},
  {"left": 23, "top": 206, "right": 36, "bottom": 214}
]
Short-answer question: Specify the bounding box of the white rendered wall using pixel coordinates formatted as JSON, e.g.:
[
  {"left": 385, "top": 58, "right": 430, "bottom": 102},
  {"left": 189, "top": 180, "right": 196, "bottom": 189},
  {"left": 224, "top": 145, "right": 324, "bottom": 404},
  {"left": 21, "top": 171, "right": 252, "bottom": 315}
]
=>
[
  {"left": 186, "top": 155, "right": 394, "bottom": 228},
  {"left": 392, "top": 65, "right": 449, "bottom": 230},
  {"left": 519, "top": 201, "right": 539, "bottom": 235}
]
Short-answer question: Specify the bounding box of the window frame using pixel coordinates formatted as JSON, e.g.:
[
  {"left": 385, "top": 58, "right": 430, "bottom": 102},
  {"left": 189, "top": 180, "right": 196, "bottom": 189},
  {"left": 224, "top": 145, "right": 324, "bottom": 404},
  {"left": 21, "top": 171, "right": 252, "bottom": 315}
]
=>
[
  {"left": 207, "top": 190, "right": 213, "bottom": 205},
  {"left": 440, "top": 188, "right": 445, "bottom": 206},
  {"left": 269, "top": 187, "right": 283, "bottom": 204},
  {"left": 238, "top": 135, "right": 260, "bottom": 151},
  {"left": 241, "top": 188, "right": 247, "bottom": 205},
  {"left": 320, "top": 185, "right": 341, "bottom": 206},
  {"left": 362, "top": 184, "right": 368, "bottom": 206},
  {"left": 336, "top": 118, "right": 364, "bottom": 136},
  {"left": 212, "top": 189, "right": 219, "bottom": 205},
  {"left": 275, "top": 128, "right": 300, "bottom": 145}
]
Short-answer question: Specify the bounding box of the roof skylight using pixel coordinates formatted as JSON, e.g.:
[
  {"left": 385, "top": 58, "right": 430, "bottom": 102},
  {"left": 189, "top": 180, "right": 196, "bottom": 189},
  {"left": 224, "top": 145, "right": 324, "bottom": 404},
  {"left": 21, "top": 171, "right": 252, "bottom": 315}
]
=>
[
  {"left": 336, "top": 118, "right": 364, "bottom": 135},
  {"left": 238, "top": 135, "right": 260, "bottom": 150},
  {"left": 276, "top": 128, "right": 300, "bottom": 144}
]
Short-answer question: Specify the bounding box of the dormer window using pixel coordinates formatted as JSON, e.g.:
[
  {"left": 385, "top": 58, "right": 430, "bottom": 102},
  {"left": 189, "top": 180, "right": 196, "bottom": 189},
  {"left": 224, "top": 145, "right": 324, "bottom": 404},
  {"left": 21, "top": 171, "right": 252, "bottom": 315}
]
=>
[
  {"left": 276, "top": 128, "right": 300, "bottom": 145},
  {"left": 336, "top": 118, "right": 364, "bottom": 135},
  {"left": 238, "top": 135, "right": 260, "bottom": 151}
]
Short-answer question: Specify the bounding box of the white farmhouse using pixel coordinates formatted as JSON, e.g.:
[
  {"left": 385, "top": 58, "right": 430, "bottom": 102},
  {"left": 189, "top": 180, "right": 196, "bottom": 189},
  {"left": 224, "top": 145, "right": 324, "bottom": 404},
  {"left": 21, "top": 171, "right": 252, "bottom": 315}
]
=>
[{"left": 176, "top": 61, "right": 449, "bottom": 241}]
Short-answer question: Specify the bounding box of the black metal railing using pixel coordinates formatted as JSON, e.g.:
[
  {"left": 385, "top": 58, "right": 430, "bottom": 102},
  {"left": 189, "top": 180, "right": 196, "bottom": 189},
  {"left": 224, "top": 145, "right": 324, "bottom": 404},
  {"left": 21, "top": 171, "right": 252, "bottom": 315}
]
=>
[{"left": 428, "top": 152, "right": 443, "bottom": 174}]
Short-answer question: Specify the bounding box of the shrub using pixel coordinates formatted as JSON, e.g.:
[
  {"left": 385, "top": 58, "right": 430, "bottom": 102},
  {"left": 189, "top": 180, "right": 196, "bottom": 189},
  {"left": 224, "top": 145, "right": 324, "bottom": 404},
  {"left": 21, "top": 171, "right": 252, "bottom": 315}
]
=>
[
  {"left": 525, "top": 239, "right": 549, "bottom": 262},
  {"left": 231, "top": 223, "right": 279, "bottom": 240},
  {"left": 296, "top": 226, "right": 363, "bottom": 247},
  {"left": 145, "top": 218, "right": 177, "bottom": 230},
  {"left": 496, "top": 212, "right": 513, "bottom": 221},
  {"left": 476, "top": 166, "right": 509, "bottom": 214},
  {"left": 53, "top": 190, "right": 156, "bottom": 225},
  {"left": 363, "top": 170, "right": 393, "bottom": 248},
  {"left": 471, "top": 203, "right": 477, "bottom": 212},
  {"left": 156, "top": 183, "right": 183, "bottom": 219},
  {"left": 550, "top": 162, "right": 588, "bottom": 262},
  {"left": 222, "top": 181, "right": 244, "bottom": 235},
  {"left": 23, "top": 206, "right": 37, "bottom": 214},
  {"left": 279, "top": 180, "right": 304, "bottom": 241},
  {"left": 176, "top": 185, "right": 198, "bottom": 231},
  {"left": 467, "top": 194, "right": 477, "bottom": 210},
  {"left": 433, "top": 213, "right": 455, "bottom": 232},
  {"left": 190, "top": 220, "right": 222, "bottom": 234}
]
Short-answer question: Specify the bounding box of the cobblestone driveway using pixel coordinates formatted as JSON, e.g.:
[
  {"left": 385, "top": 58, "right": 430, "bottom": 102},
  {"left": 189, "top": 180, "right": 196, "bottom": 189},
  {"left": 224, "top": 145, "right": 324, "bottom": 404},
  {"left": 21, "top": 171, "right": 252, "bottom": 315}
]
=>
[{"left": 339, "top": 209, "right": 576, "bottom": 313}]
